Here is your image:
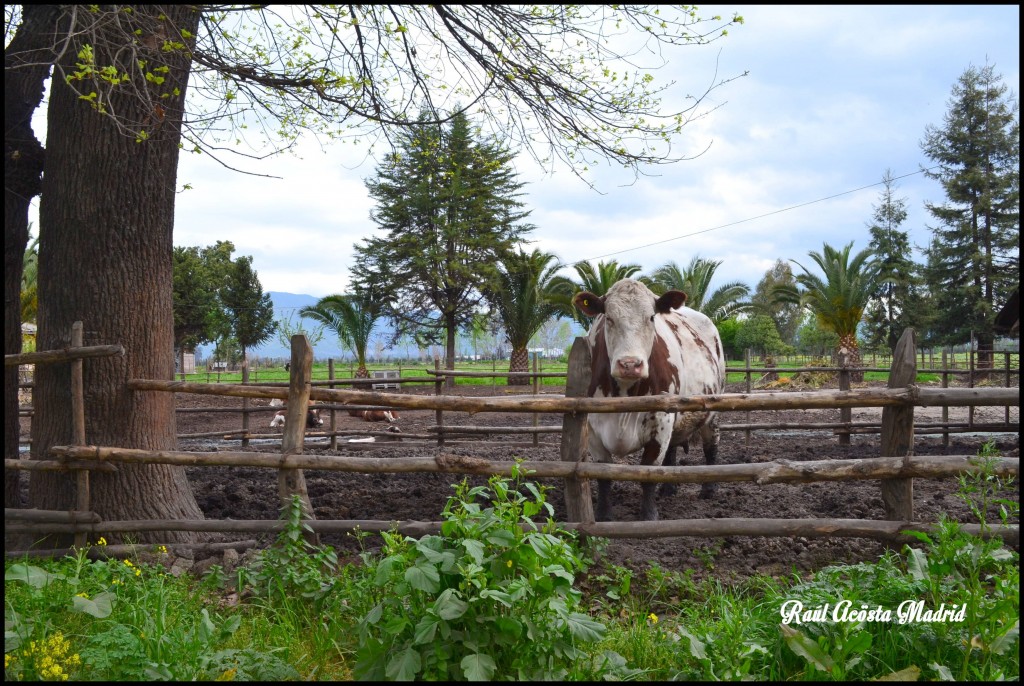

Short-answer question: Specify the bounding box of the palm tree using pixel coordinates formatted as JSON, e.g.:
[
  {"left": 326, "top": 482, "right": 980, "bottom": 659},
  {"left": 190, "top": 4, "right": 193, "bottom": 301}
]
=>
[
  {"left": 299, "top": 291, "right": 384, "bottom": 379},
  {"left": 485, "top": 248, "right": 562, "bottom": 385},
  {"left": 648, "top": 256, "right": 751, "bottom": 324},
  {"left": 773, "top": 241, "right": 880, "bottom": 381},
  {"left": 547, "top": 259, "right": 648, "bottom": 327}
]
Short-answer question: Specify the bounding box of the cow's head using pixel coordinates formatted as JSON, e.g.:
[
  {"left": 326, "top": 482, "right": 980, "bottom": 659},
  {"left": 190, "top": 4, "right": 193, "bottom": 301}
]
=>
[
  {"left": 574, "top": 279, "right": 686, "bottom": 388},
  {"left": 306, "top": 402, "right": 324, "bottom": 428}
]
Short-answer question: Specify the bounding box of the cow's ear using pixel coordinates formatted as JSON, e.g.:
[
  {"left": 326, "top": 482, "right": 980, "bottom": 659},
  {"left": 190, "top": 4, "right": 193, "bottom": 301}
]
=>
[
  {"left": 574, "top": 291, "right": 604, "bottom": 317},
  {"left": 655, "top": 290, "right": 687, "bottom": 313}
]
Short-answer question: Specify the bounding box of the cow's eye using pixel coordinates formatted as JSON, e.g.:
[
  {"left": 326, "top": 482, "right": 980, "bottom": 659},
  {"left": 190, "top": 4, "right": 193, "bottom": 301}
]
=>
[{"left": 650, "top": 315, "right": 655, "bottom": 322}]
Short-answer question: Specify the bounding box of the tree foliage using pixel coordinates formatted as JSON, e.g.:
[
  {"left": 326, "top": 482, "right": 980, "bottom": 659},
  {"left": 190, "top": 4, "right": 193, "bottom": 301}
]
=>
[
  {"left": 548, "top": 260, "right": 646, "bottom": 327},
  {"left": 862, "top": 170, "right": 929, "bottom": 352},
  {"left": 20, "top": 229, "right": 38, "bottom": 323},
  {"left": 171, "top": 241, "right": 235, "bottom": 355},
  {"left": 773, "top": 241, "right": 879, "bottom": 376},
  {"left": 919, "top": 63, "right": 1019, "bottom": 361},
  {"left": 735, "top": 314, "right": 788, "bottom": 357},
  {"left": 484, "top": 248, "right": 562, "bottom": 383},
  {"left": 749, "top": 259, "right": 801, "bottom": 345},
  {"left": 352, "top": 110, "right": 533, "bottom": 370},
  {"left": 648, "top": 256, "right": 750, "bottom": 324},
  {"left": 299, "top": 292, "right": 383, "bottom": 378},
  {"left": 220, "top": 255, "right": 276, "bottom": 361}
]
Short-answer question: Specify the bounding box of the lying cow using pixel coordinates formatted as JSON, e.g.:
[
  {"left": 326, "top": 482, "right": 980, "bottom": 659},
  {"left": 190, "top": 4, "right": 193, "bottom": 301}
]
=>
[
  {"left": 347, "top": 408, "right": 400, "bottom": 423},
  {"left": 270, "top": 400, "right": 324, "bottom": 429},
  {"left": 574, "top": 278, "right": 725, "bottom": 521}
]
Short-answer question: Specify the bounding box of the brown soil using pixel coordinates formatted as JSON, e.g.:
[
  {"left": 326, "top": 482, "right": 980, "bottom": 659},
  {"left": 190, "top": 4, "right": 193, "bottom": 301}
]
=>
[{"left": 173, "top": 378, "right": 1019, "bottom": 581}]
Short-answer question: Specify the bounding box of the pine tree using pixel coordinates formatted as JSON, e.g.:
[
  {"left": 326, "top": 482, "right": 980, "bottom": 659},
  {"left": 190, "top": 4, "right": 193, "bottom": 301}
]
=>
[
  {"left": 920, "top": 63, "right": 1020, "bottom": 369},
  {"left": 353, "top": 110, "right": 533, "bottom": 382},
  {"left": 862, "top": 170, "right": 928, "bottom": 352}
]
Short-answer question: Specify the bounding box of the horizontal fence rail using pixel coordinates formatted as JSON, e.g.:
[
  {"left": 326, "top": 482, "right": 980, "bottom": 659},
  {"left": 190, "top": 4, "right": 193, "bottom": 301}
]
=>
[
  {"left": 5, "top": 344, "right": 124, "bottom": 366},
  {"left": 127, "top": 379, "right": 1018, "bottom": 413}
]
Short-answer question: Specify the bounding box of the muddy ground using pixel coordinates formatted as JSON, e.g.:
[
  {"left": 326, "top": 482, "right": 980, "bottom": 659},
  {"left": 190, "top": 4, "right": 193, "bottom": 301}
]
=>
[{"left": 171, "top": 376, "right": 1019, "bottom": 581}]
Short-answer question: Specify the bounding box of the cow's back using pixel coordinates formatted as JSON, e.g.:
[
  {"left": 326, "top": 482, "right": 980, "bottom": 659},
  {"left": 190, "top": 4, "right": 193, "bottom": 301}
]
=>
[{"left": 659, "top": 306, "right": 725, "bottom": 441}]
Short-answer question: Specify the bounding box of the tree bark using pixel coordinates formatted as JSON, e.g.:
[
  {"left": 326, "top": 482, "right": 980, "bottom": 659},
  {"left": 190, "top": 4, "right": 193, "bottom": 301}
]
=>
[
  {"left": 5, "top": 5, "right": 62, "bottom": 510},
  {"left": 30, "top": 6, "right": 207, "bottom": 546},
  {"left": 507, "top": 346, "right": 531, "bottom": 385}
]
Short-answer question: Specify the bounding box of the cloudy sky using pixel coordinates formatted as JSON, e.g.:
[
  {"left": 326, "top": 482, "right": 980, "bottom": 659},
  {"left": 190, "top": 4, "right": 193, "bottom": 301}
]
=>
[{"left": 167, "top": 5, "right": 1017, "bottom": 302}]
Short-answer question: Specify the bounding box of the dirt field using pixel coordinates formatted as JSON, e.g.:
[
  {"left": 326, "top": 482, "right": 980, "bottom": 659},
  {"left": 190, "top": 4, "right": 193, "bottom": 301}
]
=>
[{"left": 172, "top": 376, "right": 1019, "bottom": 581}]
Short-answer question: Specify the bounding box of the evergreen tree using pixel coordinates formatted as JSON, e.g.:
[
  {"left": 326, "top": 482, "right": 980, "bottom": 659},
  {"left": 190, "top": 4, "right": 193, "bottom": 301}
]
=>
[
  {"left": 221, "top": 255, "right": 276, "bottom": 367},
  {"left": 750, "top": 259, "right": 801, "bottom": 345},
  {"left": 735, "top": 314, "right": 788, "bottom": 359},
  {"left": 353, "top": 110, "right": 533, "bottom": 381},
  {"left": 920, "top": 63, "right": 1020, "bottom": 368},
  {"left": 862, "top": 170, "right": 928, "bottom": 352}
]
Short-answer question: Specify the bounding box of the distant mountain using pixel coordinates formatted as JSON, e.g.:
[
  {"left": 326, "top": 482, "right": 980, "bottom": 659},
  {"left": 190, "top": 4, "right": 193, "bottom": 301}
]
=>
[{"left": 195, "top": 291, "right": 583, "bottom": 363}]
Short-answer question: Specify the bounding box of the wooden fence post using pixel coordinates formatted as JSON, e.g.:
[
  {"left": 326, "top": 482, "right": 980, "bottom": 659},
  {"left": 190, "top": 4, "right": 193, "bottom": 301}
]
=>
[
  {"left": 279, "top": 335, "right": 318, "bottom": 544},
  {"left": 532, "top": 352, "right": 539, "bottom": 447},
  {"left": 560, "top": 337, "right": 594, "bottom": 524},
  {"left": 941, "top": 350, "right": 950, "bottom": 448},
  {"left": 838, "top": 352, "right": 851, "bottom": 446},
  {"left": 328, "top": 359, "right": 337, "bottom": 451},
  {"left": 744, "top": 348, "right": 752, "bottom": 449},
  {"left": 1005, "top": 351, "right": 1012, "bottom": 426},
  {"left": 434, "top": 358, "right": 444, "bottom": 447},
  {"left": 70, "top": 322, "right": 89, "bottom": 549},
  {"left": 880, "top": 327, "right": 916, "bottom": 521}
]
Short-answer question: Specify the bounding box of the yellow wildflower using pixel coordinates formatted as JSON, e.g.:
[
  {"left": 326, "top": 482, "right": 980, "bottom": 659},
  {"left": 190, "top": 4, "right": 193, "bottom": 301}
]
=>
[
  {"left": 97, "top": 537, "right": 107, "bottom": 546},
  {"left": 648, "top": 612, "right": 658, "bottom": 624},
  {"left": 507, "top": 559, "right": 513, "bottom": 568},
  {"left": 76, "top": 592, "right": 89, "bottom": 599}
]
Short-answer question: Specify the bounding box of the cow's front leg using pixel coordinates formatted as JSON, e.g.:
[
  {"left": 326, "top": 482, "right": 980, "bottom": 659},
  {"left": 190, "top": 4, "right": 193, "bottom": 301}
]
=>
[
  {"left": 597, "top": 480, "right": 614, "bottom": 522},
  {"left": 589, "top": 436, "right": 615, "bottom": 522},
  {"left": 639, "top": 435, "right": 667, "bottom": 521},
  {"left": 698, "top": 418, "right": 721, "bottom": 499}
]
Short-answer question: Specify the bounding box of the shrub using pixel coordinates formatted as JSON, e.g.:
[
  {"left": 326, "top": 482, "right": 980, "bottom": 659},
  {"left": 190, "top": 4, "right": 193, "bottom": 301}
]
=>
[{"left": 354, "top": 463, "right": 630, "bottom": 680}]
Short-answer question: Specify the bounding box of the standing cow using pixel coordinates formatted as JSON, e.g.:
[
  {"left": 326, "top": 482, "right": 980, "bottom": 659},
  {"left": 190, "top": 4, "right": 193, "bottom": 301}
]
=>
[{"left": 573, "top": 278, "right": 725, "bottom": 521}]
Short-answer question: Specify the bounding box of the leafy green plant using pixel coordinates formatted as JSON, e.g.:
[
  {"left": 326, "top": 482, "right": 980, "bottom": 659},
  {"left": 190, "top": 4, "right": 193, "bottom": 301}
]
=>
[
  {"left": 354, "top": 463, "right": 631, "bottom": 680},
  {"left": 236, "top": 495, "right": 341, "bottom": 612}
]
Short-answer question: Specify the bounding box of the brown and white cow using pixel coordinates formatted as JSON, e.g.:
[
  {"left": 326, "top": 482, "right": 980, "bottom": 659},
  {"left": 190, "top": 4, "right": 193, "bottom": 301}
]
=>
[
  {"left": 347, "top": 408, "right": 400, "bottom": 423},
  {"left": 270, "top": 400, "right": 324, "bottom": 430},
  {"left": 574, "top": 278, "right": 725, "bottom": 521}
]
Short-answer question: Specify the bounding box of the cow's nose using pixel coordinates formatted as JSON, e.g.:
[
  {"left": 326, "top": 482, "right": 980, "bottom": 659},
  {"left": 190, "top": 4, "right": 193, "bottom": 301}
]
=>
[{"left": 615, "top": 357, "right": 645, "bottom": 378}]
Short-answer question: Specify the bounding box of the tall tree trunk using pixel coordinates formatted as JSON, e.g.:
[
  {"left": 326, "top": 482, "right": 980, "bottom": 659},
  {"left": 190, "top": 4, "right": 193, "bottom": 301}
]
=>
[
  {"left": 30, "top": 6, "right": 206, "bottom": 546},
  {"left": 507, "top": 346, "right": 530, "bottom": 386},
  {"left": 5, "top": 5, "right": 62, "bottom": 510},
  {"left": 445, "top": 310, "right": 457, "bottom": 389},
  {"left": 837, "top": 333, "right": 864, "bottom": 383}
]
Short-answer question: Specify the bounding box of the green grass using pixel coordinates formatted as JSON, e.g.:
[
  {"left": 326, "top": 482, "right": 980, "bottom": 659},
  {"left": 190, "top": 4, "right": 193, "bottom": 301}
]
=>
[
  {"left": 6, "top": 446, "right": 1018, "bottom": 681},
  {"left": 183, "top": 360, "right": 570, "bottom": 388}
]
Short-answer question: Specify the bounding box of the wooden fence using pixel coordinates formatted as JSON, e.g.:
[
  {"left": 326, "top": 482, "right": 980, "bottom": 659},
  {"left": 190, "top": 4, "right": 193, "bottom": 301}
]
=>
[
  {"left": 5, "top": 327, "right": 1020, "bottom": 559},
  {"left": 18, "top": 350, "right": 1018, "bottom": 449}
]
